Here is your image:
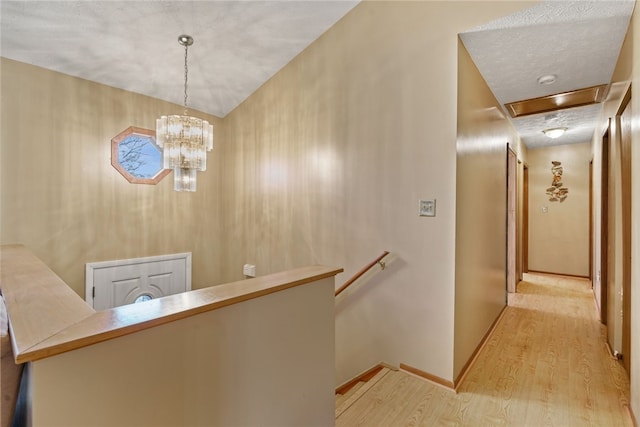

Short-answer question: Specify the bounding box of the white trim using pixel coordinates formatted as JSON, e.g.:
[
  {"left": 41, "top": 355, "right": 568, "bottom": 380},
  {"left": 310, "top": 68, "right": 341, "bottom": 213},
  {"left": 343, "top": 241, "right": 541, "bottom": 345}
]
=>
[{"left": 85, "top": 252, "right": 192, "bottom": 308}]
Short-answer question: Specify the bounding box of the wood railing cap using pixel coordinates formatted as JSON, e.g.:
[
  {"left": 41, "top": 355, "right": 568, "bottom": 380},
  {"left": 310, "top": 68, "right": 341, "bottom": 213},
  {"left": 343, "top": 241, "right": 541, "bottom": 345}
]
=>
[
  {"left": 1, "top": 245, "right": 95, "bottom": 359},
  {"left": 1, "top": 245, "right": 342, "bottom": 363}
]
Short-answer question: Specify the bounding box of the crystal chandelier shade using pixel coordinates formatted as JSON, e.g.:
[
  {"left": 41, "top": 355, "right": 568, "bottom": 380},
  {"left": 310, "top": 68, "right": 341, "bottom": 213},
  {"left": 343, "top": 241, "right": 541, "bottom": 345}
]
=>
[
  {"left": 156, "top": 115, "right": 213, "bottom": 171},
  {"left": 156, "top": 35, "right": 213, "bottom": 192}
]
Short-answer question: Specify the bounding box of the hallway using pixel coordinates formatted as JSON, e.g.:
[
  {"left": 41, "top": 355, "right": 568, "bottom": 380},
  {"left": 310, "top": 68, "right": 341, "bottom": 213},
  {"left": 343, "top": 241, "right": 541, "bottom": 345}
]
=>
[{"left": 336, "top": 273, "right": 632, "bottom": 426}]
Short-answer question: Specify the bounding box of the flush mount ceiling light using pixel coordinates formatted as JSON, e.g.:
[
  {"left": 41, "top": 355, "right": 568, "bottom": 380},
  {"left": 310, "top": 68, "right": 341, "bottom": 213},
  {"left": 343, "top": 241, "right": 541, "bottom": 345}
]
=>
[
  {"left": 542, "top": 127, "right": 567, "bottom": 139},
  {"left": 156, "top": 34, "right": 213, "bottom": 192},
  {"left": 537, "top": 74, "right": 557, "bottom": 85}
]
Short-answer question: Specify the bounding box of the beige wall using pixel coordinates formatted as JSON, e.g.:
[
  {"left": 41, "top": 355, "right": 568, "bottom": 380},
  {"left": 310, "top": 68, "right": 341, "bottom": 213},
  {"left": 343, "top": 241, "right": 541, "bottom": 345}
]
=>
[
  {"left": 0, "top": 58, "right": 224, "bottom": 296},
  {"left": 595, "top": 4, "right": 639, "bottom": 418},
  {"left": 527, "top": 143, "right": 591, "bottom": 277},
  {"left": 597, "top": 81, "right": 628, "bottom": 352},
  {"left": 629, "top": 10, "right": 640, "bottom": 420},
  {"left": 1, "top": 1, "right": 540, "bottom": 388},
  {"left": 221, "top": 1, "right": 535, "bottom": 384},
  {"left": 592, "top": 21, "right": 633, "bottom": 355},
  {"left": 453, "top": 39, "right": 524, "bottom": 378},
  {"left": 31, "top": 277, "right": 335, "bottom": 426},
  {"left": 630, "top": 10, "right": 640, "bottom": 420}
]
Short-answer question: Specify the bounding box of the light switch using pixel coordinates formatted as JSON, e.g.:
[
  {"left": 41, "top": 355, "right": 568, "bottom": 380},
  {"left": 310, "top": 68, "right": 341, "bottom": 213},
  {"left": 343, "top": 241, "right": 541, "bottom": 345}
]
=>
[
  {"left": 542, "top": 206, "right": 548, "bottom": 213},
  {"left": 419, "top": 199, "right": 436, "bottom": 217}
]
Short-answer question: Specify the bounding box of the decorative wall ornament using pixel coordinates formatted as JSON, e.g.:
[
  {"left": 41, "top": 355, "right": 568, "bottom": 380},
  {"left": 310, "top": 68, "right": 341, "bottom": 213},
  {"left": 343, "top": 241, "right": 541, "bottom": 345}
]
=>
[{"left": 546, "top": 160, "right": 568, "bottom": 202}]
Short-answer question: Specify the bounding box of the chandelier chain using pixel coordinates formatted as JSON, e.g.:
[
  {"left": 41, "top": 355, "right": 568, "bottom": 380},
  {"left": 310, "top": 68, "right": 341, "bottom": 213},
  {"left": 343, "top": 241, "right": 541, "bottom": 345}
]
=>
[{"left": 183, "top": 42, "right": 189, "bottom": 113}]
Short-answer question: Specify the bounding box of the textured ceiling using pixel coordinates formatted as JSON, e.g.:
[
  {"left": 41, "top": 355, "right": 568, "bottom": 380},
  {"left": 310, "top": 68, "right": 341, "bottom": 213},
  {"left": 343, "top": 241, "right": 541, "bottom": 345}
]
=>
[
  {"left": 0, "top": 1, "right": 359, "bottom": 118},
  {"left": 1, "top": 0, "right": 634, "bottom": 146},
  {"left": 460, "top": 0, "right": 634, "bottom": 148}
]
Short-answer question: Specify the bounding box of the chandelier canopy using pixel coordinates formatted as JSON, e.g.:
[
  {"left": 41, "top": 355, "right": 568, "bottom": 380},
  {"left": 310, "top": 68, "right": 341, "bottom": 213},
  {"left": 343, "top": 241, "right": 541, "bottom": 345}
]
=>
[{"left": 156, "top": 34, "right": 213, "bottom": 192}]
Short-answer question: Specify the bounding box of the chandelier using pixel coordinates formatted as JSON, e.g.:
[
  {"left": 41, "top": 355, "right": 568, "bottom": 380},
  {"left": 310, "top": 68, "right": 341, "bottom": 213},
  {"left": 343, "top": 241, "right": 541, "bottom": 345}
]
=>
[{"left": 156, "top": 34, "right": 213, "bottom": 192}]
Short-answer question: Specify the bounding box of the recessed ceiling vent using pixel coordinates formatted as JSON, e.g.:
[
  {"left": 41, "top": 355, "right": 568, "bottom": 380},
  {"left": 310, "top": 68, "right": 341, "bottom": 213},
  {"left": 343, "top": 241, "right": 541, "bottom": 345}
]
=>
[{"left": 504, "top": 84, "right": 609, "bottom": 118}]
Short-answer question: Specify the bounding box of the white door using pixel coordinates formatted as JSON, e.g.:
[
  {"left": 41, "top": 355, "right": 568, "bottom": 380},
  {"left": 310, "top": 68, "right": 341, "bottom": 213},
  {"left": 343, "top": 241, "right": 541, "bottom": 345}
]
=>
[{"left": 86, "top": 253, "right": 191, "bottom": 310}]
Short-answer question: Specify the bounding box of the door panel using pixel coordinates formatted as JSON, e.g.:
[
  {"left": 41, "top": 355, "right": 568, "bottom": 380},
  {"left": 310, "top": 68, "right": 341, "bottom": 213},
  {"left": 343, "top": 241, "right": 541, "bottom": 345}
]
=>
[
  {"left": 507, "top": 146, "right": 517, "bottom": 293},
  {"left": 111, "top": 272, "right": 175, "bottom": 307},
  {"left": 94, "top": 259, "right": 186, "bottom": 309},
  {"left": 523, "top": 164, "right": 529, "bottom": 273},
  {"left": 86, "top": 253, "right": 192, "bottom": 310},
  {"left": 601, "top": 124, "right": 610, "bottom": 326},
  {"left": 589, "top": 160, "right": 593, "bottom": 282},
  {"left": 619, "top": 93, "right": 631, "bottom": 375}
]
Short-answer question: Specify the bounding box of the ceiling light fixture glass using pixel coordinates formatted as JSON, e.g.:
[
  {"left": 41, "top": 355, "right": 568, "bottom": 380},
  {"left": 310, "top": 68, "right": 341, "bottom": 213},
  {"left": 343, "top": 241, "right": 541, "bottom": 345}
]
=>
[
  {"left": 537, "top": 74, "right": 557, "bottom": 85},
  {"left": 156, "top": 34, "right": 213, "bottom": 192},
  {"left": 542, "top": 127, "right": 567, "bottom": 139}
]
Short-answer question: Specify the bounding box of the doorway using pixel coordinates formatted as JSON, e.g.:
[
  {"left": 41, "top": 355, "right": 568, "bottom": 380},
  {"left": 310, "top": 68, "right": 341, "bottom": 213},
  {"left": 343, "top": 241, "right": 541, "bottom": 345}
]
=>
[
  {"left": 522, "top": 163, "right": 529, "bottom": 276},
  {"left": 600, "top": 122, "right": 610, "bottom": 326},
  {"left": 589, "top": 159, "right": 593, "bottom": 283},
  {"left": 619, "top": 89, "right": 631, "bottom": 375},
  {"left": 507, "top": 145, "right": 517, "bottom": 293},
  {"left": 600, "top": 87, "right": 632, "bottom": 376}
]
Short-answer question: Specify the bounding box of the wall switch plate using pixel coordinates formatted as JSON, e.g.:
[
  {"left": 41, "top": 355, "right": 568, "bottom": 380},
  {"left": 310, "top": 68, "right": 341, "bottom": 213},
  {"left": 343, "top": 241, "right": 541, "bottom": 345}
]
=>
[
  {"left": 243, "top": 264, "right": 256, "bottom": 277},
  {"left": 419, "top": 199, "right": 436, "bottom": 217}
]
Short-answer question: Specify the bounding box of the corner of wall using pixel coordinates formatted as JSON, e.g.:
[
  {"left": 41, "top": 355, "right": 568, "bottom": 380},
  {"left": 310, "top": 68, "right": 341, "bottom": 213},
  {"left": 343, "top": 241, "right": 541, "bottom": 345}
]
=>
[{"left": 454, "top": 37, "right": 513, "bottom": 379}]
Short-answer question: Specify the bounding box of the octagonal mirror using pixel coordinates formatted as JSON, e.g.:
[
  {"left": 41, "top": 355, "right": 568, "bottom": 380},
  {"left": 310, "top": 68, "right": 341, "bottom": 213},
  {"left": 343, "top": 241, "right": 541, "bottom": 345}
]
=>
[{"left": 111, "top": 126, "right": 171, "bottom": 184}]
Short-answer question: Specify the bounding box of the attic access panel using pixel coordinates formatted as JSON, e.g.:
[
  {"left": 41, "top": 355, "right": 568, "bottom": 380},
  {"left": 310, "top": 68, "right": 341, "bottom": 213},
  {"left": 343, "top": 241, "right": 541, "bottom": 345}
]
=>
[{"left": 504, "top": 84, "right": 608, "bottom": 118}]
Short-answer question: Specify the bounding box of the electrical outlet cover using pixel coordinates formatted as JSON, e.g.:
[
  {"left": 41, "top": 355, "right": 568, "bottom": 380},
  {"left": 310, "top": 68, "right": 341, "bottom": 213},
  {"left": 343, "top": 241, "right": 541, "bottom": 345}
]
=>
[{"left": 243, "top": 264, "right": 256, "bottom": 277}]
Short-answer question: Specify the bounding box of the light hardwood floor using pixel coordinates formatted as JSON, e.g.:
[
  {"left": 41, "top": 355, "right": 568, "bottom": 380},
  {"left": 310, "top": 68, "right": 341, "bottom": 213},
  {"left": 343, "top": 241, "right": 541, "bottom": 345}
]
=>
[{"left": 336, "top": 273, "right": 632, "bottom": 426}]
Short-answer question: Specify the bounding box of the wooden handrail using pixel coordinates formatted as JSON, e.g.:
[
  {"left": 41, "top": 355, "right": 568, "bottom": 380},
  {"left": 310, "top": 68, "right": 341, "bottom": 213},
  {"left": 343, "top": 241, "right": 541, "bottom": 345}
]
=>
[{"left": 335, "top": 251, "right": 390, "bottom": 297}]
